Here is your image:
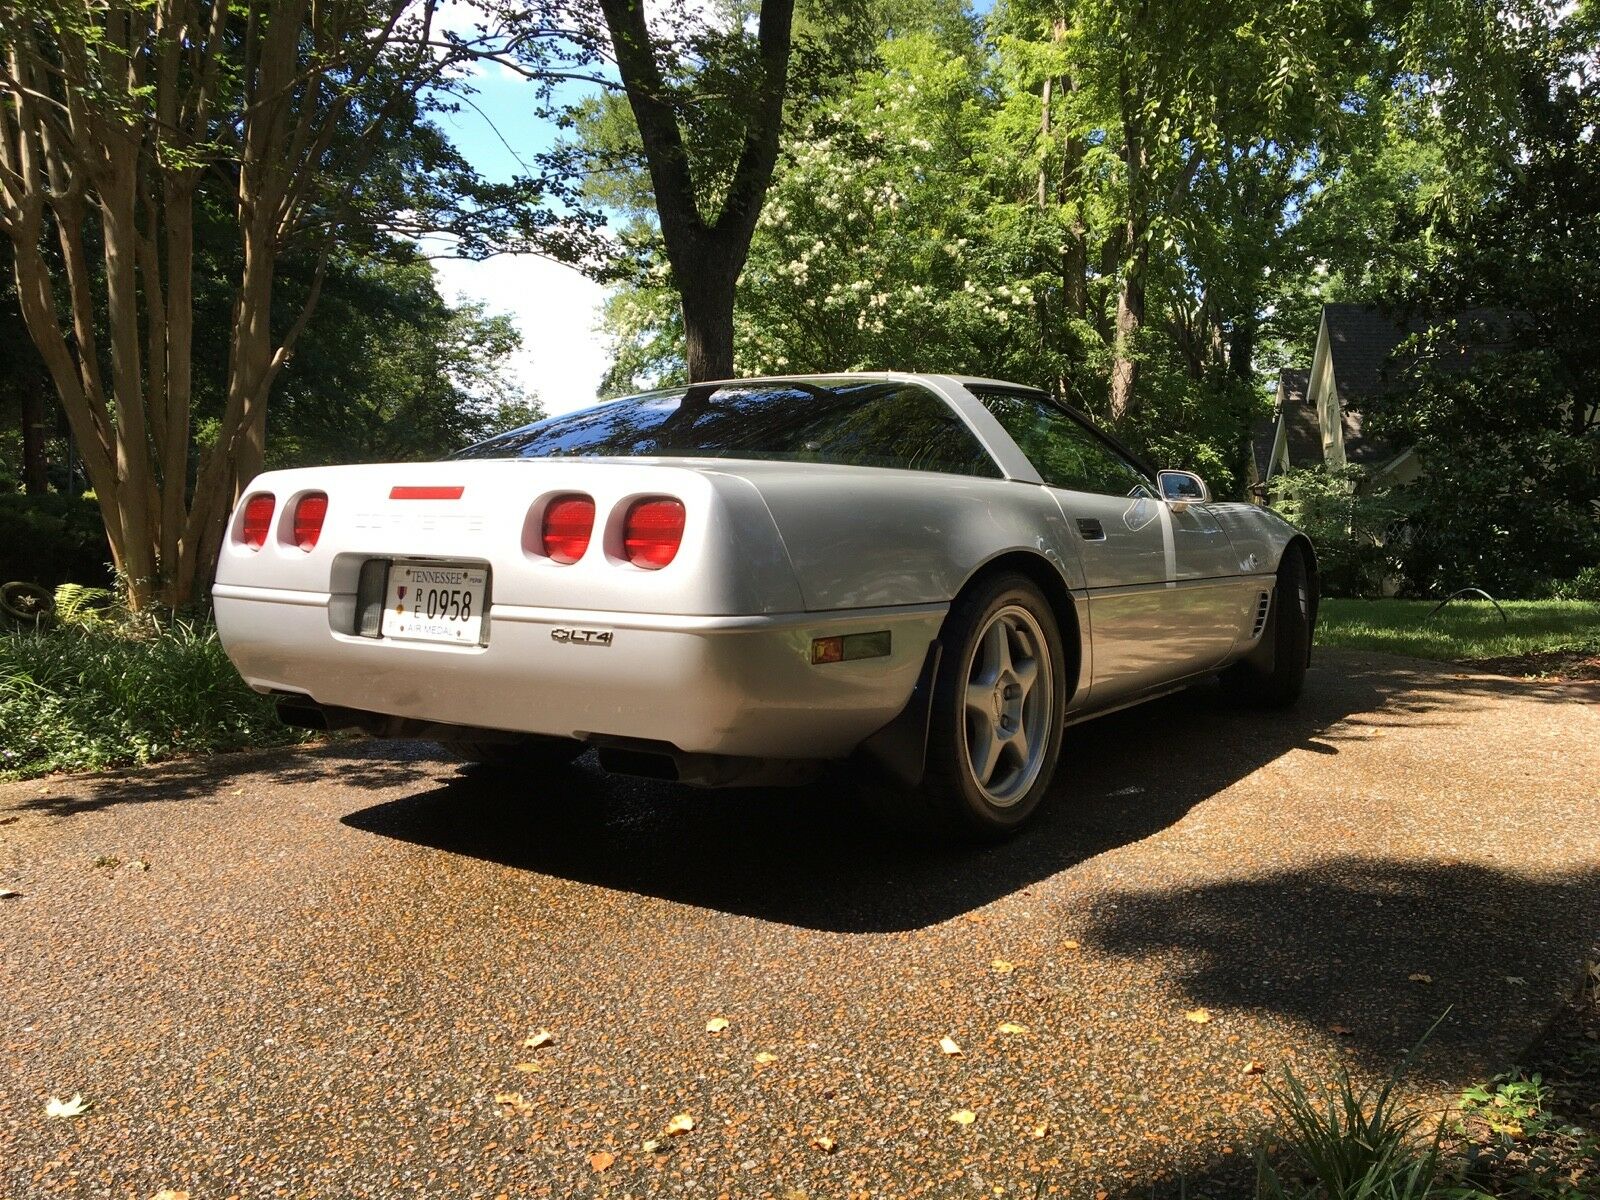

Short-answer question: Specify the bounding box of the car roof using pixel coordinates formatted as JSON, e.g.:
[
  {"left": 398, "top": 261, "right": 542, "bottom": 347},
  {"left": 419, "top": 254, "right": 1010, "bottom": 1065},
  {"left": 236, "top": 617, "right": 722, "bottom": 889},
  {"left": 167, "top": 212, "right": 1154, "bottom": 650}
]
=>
[{"left": 689, "top": 371, "right": 1047, "bottom": 396}]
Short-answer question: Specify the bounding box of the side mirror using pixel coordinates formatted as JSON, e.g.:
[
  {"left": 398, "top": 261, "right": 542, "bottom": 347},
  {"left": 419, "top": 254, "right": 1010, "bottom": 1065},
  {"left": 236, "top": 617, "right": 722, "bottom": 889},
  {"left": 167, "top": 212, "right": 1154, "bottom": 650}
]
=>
[{"left": 1158, "top": 470, "right": 1210, "bottom": 510}]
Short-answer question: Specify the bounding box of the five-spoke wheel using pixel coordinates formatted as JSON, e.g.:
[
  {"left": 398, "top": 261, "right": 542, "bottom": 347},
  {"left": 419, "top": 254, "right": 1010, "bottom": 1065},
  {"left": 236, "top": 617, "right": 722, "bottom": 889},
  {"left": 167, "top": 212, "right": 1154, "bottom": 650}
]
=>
[
  {"left": 961, "top": 605, "right": 1053, "bottom": 807},
  {"left": 869, "top": 571, "right": 1068, "bottom": 839}
]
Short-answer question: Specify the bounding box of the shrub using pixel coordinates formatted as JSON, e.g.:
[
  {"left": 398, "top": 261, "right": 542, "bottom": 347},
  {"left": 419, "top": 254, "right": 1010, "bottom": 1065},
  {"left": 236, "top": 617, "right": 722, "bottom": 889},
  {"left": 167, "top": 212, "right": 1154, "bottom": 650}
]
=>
[
  {"left": 1268, "top": 466, "right": 1408, "bottom": 598},
  {"left": 0, "top": 621, "right": 306, "bottom": 779},
  {"left": 1548, "top": 566, "right": 1600, "bottom": 602},
  {"left": 0, "top": 492, "right": 112, "bottom": 590}
]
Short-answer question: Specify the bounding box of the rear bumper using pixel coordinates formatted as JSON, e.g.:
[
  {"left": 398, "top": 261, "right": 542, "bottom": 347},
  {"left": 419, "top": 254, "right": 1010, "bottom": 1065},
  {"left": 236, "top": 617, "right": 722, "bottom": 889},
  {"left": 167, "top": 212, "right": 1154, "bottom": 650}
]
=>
[{"left": 213, "top": 584, "right": 945, "bottom": 758}]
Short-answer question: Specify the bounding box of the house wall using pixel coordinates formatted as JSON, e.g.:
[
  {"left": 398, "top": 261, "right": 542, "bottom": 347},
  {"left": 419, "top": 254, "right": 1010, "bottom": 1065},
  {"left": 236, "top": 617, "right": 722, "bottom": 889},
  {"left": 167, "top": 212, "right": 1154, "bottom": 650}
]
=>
[{"left": 1307, "top": 316, "right": 1344, "bottom": 468}]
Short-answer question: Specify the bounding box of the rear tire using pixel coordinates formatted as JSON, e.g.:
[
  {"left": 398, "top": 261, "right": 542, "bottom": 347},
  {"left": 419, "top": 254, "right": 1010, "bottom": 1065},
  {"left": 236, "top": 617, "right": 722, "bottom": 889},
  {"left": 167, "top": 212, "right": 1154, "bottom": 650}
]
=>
[
  {"left": 869, "top": 572, "right": 1068, "bottom": 840},
  {"left": 1222, "top": 546, "right": 1311, "bottom": 708},
  {"left": 440, "top": 735, "right": 587, "bottom": 771}
]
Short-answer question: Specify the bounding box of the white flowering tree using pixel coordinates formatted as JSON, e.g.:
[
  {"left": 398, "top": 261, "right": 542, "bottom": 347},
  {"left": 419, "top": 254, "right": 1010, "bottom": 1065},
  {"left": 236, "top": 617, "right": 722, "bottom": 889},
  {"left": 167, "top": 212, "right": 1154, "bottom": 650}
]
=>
[{"left": 585, "top": 0, "right": 1557, "bottom": 495}]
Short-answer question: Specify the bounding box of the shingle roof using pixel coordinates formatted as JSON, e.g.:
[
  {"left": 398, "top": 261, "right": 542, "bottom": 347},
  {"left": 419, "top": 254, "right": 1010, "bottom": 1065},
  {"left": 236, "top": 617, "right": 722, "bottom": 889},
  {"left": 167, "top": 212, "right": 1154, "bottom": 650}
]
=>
[
  {"left": 1250, "top": 409, "right": 1278, "bottom": 481},
  {"left": 1322, "top": 304, "right": 1419, "bottom": 405},
  {"left": 1275, "top": 304, "right": 1517, "bottom": 475},
  {"left": 1276, "top": 367, "right": 1322, "bottom": 471}
]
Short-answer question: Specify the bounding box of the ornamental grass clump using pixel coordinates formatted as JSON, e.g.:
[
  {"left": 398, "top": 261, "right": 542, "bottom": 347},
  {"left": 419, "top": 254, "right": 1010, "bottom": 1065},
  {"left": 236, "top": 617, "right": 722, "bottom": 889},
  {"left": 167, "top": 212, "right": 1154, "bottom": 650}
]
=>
[
  {"left": 1256, "top": 1018, "right": 1449, "bottom": 1200},
  {"left": 0, "top": 611, "right": 303, "bottom": 779}
]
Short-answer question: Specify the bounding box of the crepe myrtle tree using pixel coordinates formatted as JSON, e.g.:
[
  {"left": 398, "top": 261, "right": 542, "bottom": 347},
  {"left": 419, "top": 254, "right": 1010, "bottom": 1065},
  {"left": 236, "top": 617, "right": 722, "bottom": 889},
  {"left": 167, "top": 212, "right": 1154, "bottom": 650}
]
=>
[{"left": 0, "top": 0, "right": 596, "bottom": 610}]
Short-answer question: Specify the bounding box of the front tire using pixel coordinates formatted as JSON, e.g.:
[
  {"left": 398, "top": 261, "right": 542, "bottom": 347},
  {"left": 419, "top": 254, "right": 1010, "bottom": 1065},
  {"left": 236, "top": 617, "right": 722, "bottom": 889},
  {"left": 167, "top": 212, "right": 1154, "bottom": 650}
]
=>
[
  {"left": 1222, "top": 545, "right": 1312, "bottom": 708},
  {"left": 872, "top": 573, "right": 1068, "bottom": 840}
]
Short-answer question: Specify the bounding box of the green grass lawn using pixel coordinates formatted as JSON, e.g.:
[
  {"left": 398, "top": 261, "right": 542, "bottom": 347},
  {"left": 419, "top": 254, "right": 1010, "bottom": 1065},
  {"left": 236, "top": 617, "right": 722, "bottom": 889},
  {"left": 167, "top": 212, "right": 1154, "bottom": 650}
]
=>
[{"left": 1316, "top": 598, "right": 1600, "bottom": 663}]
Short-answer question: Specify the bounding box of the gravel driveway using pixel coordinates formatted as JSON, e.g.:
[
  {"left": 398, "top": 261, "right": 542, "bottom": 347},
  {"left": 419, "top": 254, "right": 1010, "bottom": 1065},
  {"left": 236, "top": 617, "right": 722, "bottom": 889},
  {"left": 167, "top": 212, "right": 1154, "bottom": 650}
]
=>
[{"left": 3, "top": 651, "right": 1598, "bottom": 1199}]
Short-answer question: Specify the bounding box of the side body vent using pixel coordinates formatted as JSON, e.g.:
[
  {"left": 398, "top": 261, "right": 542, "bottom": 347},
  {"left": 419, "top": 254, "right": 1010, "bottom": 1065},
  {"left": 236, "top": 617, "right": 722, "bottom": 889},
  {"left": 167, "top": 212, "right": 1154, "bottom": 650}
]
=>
[{"left": 1251, "top": 590, "right": 1272, "bottom": 639}]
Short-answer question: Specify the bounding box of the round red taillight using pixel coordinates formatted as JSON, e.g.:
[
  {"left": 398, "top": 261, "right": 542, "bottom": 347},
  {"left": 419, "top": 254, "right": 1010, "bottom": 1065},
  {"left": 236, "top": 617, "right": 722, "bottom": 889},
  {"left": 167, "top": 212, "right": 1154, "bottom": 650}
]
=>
[
  {"left": 292, "top": 492, "right": 328, "bottom": 552},
  {"left": 541, "top": 495, "right": 595, "bottom": 564},
  {"left": 623, "top": 498, "right": 685, "bottom": 569},
  {"left": 240, "top": 493, "right": 275, "bottom": 549}
]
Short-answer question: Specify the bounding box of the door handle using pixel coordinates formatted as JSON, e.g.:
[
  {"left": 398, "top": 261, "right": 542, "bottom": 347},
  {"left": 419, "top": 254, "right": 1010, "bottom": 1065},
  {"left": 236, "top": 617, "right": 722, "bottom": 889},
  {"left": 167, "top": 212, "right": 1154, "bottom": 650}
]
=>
[{"left": 1076, "top": 518, "right": 1105, "bottom": 541}]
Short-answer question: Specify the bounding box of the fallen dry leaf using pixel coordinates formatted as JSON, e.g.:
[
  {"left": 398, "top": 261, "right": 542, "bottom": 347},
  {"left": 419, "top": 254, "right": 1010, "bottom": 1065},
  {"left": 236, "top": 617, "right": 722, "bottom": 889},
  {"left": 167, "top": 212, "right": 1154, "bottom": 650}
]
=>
[
  {"left": 664, "top": 1112, "right": 695, "bottom": 1136},
  {"left": 753, "top": 1052, "right": 778, "bottom": 1064},
  {"left": 939, "top": 1036, "right": 963, "bottom": 1056},
  {"left": 997, "top": 1022, "right": 1030, "bottom": 1035},
  {"left": 641, "top": 1138, "right": 663, "bottom": 1153},
  {"left": 809, "top": 1135, "right": 837, "bottom": 1153},
  {"left": 522, "top": 1029, "right": 555, "bottom": 1050},
  {"left": 512, "top": 1062, "right": 541, "bottom": 1074},
  {"left": 991, "top": 959, "right": 1016, "bottom": 974},
  {"left": 706, "top": 1016, "right": 730, "bottom": 1034},
  {"left": 1063, "top": 939, "right": 1081, "bottom": 950},
  {"left": 1030, "top": 1122, "right": 1050, "bottom": 1139},
  {"left": 1184, "top": 1008, "right": 1213, "bottom": 1025},
  {"left": 1328, "top": 1023, "right": 1355, "bottom": 1036},
  {"left": 948, "top": 1109, "right": 976, "bottom": 1126},
  {"left": 1241, "top": 1061, "right": 1266, "bottom": 1077},
  {"left": 588, "top": 1151, "right": 615, "bottom": 1173},
  {"left": 493, "top": 1092, "right": 535, "bottom": 1116},
  {"left": 44, "top": 1094, "right": 89, "bottom": 1119},
  {"left": 1408, "top": 973, "right": 1434, "bottom": 984}
]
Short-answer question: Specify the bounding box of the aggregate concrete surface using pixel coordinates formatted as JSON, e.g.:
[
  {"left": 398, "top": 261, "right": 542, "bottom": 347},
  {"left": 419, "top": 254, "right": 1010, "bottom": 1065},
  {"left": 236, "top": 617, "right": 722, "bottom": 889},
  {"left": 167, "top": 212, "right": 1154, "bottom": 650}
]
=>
[{"left": 3, "top": 651, "right": 1597, "bottom": 1199}]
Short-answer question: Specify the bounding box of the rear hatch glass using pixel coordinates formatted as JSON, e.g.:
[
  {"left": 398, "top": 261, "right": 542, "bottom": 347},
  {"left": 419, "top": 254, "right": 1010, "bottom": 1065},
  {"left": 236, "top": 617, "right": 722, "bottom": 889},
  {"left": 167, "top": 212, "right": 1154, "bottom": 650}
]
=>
[{"left": 453, "top": 380, "right": 1001, "bottom": 478}]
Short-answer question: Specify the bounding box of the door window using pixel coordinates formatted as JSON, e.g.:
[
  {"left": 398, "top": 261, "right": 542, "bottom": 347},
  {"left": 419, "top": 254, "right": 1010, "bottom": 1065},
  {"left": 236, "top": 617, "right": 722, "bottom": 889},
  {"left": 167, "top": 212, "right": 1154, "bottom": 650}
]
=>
[{"left": 977, "top": 391, "right": 1152, "bottom": 497}]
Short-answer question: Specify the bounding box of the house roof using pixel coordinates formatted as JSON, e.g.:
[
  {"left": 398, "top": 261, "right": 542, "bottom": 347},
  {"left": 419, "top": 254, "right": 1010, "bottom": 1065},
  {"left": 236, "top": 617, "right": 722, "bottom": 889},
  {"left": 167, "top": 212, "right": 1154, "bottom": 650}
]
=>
[
  {"left": 1249, "top": 407, "right": 1279, "bottom": 481},
  {"left": 1276, "top": 366, "right": 1322, "bottom": 471},
  {"left": 1321, "top": 303, "right": 1434, "bottom": 466},
  {"left": 1267, "top": 303, "right": 1516, "bottom": 479},
  {"left": 1322, "top": 304, "right": 1419, "bottom": 405}
]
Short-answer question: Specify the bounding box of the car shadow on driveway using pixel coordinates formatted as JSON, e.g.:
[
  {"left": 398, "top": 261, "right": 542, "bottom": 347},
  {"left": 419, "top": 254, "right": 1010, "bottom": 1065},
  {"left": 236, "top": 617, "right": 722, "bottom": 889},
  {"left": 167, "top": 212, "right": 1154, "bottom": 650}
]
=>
[
  {"left": 338, "top": 678, "right": 1348, "bottom": 934},
  {"left": 11, "top": 738, "right": 441, "bottom": 818},
  {"left": 339, "top": 654, "right": 1563, "bottom": 938}
]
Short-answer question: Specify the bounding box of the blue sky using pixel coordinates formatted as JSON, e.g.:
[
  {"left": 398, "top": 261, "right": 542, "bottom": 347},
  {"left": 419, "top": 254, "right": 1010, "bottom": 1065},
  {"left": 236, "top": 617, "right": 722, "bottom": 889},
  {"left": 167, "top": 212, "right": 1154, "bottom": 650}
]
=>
[
  {"left": 429, "top": 0, "right": 995, "bottom": 414},
  {"left": 429, "top": 48, "right": 610, "bottom": 415}
]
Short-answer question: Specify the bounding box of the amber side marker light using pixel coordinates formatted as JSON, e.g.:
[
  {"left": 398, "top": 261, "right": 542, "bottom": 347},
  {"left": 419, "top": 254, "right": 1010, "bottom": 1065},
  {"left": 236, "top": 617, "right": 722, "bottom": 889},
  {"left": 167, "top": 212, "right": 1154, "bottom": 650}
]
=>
[{"left": 810, "top": 631, "right": 892, "bottom": 665}]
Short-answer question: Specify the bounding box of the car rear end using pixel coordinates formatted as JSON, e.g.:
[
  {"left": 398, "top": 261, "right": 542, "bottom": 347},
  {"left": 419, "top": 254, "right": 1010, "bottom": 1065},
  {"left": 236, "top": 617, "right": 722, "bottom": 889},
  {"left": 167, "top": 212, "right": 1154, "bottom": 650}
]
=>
[{"left": 212, "top": 459, "right": 943, "bottom": 765}]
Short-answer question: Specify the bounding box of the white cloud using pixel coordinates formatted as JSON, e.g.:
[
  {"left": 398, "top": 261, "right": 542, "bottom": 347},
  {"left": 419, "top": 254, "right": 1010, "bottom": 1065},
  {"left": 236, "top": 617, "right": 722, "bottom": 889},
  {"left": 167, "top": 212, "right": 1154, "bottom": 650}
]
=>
[{"left": 432, "top": 254, "right": 609, "bottom": 415}]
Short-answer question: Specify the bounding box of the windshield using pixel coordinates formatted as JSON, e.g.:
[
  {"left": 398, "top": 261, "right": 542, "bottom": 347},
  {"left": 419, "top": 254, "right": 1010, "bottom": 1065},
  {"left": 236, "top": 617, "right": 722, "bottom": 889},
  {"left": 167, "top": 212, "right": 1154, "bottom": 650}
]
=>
[{"left": 453, "top": 380, "right": 1002, "bottom": 478}]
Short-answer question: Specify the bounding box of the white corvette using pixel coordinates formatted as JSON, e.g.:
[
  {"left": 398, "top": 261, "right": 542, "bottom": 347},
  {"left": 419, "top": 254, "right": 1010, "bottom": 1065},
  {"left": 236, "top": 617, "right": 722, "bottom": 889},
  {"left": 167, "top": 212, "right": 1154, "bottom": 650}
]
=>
[{"left": 214, "top": 373, "right": 1317, "bottom": 837}]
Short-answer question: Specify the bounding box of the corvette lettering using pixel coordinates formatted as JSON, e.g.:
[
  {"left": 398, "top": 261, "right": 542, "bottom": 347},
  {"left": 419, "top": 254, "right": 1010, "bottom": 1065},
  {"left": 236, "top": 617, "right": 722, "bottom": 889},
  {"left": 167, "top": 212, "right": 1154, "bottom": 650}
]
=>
[{"left": 551, "top": 628, "right": 614, "bottom": 646}]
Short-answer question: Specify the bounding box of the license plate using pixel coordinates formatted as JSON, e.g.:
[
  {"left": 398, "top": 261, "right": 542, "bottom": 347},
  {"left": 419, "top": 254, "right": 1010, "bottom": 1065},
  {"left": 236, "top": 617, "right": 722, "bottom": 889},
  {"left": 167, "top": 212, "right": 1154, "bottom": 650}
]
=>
[{"left": 381, "top": 560, "right": 488, "bottom": 644}]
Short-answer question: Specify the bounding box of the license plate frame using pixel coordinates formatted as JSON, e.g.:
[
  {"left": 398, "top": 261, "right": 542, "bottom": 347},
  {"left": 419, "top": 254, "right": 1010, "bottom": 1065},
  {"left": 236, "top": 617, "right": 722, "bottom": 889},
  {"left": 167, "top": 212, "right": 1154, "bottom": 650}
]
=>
[{"left": 379, "top": 559, "right": 490, "bottom": 645}]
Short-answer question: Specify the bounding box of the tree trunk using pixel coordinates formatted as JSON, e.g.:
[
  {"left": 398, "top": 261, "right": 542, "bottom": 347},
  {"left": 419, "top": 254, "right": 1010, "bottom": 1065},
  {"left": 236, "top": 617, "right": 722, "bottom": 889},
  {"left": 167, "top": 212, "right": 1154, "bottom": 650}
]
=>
[
  {"left": 598, "top": 0, "right": 795, "bottom": 385},
  {"left": 680, "top": 256, "right": 739, "bottom": 381},
  {"left": 1109, "top": 256, "right": 1144, "bottom": 423},
  {"left": 2, "top": 0, "right": 440, "bottom": 611},
  {"left": 19, "top": 390, "right": 49, "bottom": 495},
  {"left": 1229, "top": 318, "right": 1255, "bottom": 382},
  {"left": 20, "top": 355, "right": 48, "bottom": 495}
]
